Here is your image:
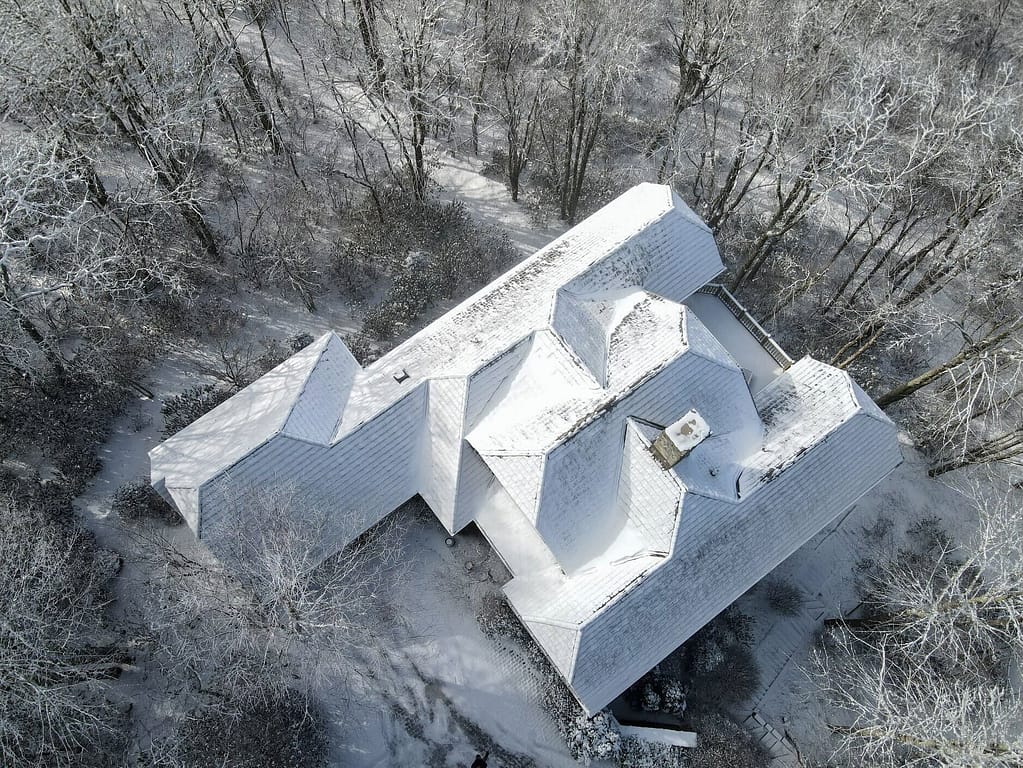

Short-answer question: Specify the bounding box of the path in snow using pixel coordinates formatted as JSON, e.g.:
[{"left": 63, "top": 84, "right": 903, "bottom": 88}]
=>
[{"left": 431, "top": 153, "right": 568, "bottom": 255}]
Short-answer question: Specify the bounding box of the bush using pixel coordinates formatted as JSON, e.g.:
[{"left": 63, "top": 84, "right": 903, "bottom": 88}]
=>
[
  {"left": 161, "top": 383, "right": 234, "bottom": 437},
  {"left": 618, "top": 737, "right": 686, "bottom": 768},
  {"left": 341, "top": 331, "right": 380, "bottom": 365},
  {"left": 1, "top": 364, "right": 134, "bottom": 493},
  {"left": 762, "top": 576, "right": 804, "bottom": 616},
  {"left": 661, "top": 679, "right": 687, "bottom": 717},
  {"left": 658, "top": 605, "right": 760, "bottom": 711},
  {"left": 566, "top": 710, "right": 621, "bottom": 766},
  {"left": 111, "top": 479, "right": 181, "bottom": 525},
  {"left": 173, "top": 690, "right": 328, "bottom": 768},
  {"left": 681, "top": 711, "right": 769, "bottom": 768},
  {"left": 640, "top": 683, "right": 661, "bottom": 711},
  {"left": 481, "top": 148, "right": 507, "bottom": 179},
  {"left": 290, "top": 332, "right": 315, "bottom": 352},
  {"left": 342, "top": 192, "right": 517, "bottom": 341}
]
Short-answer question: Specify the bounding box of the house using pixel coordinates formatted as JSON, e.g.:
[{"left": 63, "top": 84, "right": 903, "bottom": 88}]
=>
[{"left": 150, "top": 183, "right": 902, "bottom": 715}]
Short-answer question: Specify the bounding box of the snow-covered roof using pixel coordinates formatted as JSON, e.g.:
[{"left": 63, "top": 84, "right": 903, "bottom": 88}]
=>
[
  {"left": 502, "top": 357, "right": 901, "bottom": 712},
  {"left": 149, "top": 183, "right": 900, "bottom": 717},
  {"left": 151, "top": 183, "right": 722, "bottom": 533},
  {"left": 149, "top": 333, "right": 357, "bottom": 527}
]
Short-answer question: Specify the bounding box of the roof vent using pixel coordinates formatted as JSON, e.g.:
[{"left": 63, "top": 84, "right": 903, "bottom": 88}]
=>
[
  {"left": 393, "top": 368, "right": 410, "bottom": 383},
  {"left": 651, "top": 409, "right": 710, "bottom": 469}
]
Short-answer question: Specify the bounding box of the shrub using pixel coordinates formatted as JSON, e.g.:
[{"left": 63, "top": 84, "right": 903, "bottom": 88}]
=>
[
  {"left": 762, "top": 576, "right": 804, "bottom": 616},
  {"left": 659, "top": 605, "right": 760, "bottom": 711},
  {"left": 174, "top": 689, "right": 328, "bottom": 768},
  {"left": 640, "top": 683, "right": 661, "bottom": 711},
  {"left": 111, "top": 480, "right": 181, "bottom": 525},
  {"left": 1, "top": 362, "right": 134, "bottom": 493},
  {"left": 475, "top": 593, "right": 623, "bottom": 763},
  {"left": 682, "top": 710, "right": 770, "bottom": 768},
  {"left": 329, "top": 239, "right": 382, "bottom": 300},
  {"left": 618, "top": 737, "right": 686, "bottom": 768},
  {"left": 161, "top": 383, "right": 234, "bottom": 437},
  {"left": 566, "top": 710, "right": 621, "bottom": 766},
  {"left": 341, "top": 191, "right": 516, "bottom": 341},
  {"left": 661, "top": 679, "right": 687, "bottom": 717},
  {"left": 341, "top": 331, "right": 380, "bottom": 365},
  {"left": 481, "top": 148, "right": 507, "bottom": 179},
  {"left": 290, "top": 332, "right": 315, "bottom": 352}
]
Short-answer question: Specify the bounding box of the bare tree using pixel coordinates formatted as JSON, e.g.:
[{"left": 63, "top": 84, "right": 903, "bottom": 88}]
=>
[
  {"left": 487, "top": 0, "right": 548, "bottom": 201},
  {"left": 323, "top": 0, "right": 471, "bottom": 200},
  {"left": 817, "top": 632, "right": 1023, "bottom": 767},
  {"left": 2, "top": 0, "right": 224, "bottom": 258},
  {"left": 0, "top": 135, "right": 197, "bottom": 382},
  {"left": 930, "top": 427, "right": 1023, "bottom": 477},
  {"left": 816, "top": 487, "right": 1023, "bottom": 766},
  {"left": 136, "top": 484, "right": 407, "bottom": 706},
  {"left": 0, "top": 478, "right": 128, "bottom": 767},
  {"left": 537, "top": 0, "right": 653, "bottom": 223}
]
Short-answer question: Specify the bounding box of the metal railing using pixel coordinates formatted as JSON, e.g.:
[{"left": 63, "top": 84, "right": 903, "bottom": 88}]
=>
[{"left": 696, "top": 284, "right": 794, "bottom": 368}]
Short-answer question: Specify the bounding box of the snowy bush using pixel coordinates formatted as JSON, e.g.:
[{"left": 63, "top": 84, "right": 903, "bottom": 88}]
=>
[
  {"left": 290, "top": 333, "right": 315, "bottom": 352},
  {"left": 661, "top": 679, "right": 687, "bottom": 717},
  {"left": 476, "top": 593, "right": 522, "bottom": 639},
  {"left": 659, "top": 605, "right": 760, "bottom": 711},
  {"left": 346, "top": 193, "right": 516, "bottom": 341},
  {"left": 566, "top": 710, "right": 621, "bottom": 766},
  {"left": 170, "top": 689, "right": 328, "bottom": 768},
  {"left": 111, "top": 479, "right": 181, "bottom": 525},
  {"left": 762, "top": 576, "right": 804, "bottom": 616},
  {"left": 618, "top": 737, "right": 685, "bottom": 768},
  {"left": 341, "top": 331, "right": 380, "bottom": 365},
  {"left": 481, "top": 148, "right": 507, "bottom": 179},
  {"left": 640, "top": 682, "right": 662, "bottom": 711},
  {"left": 161, "top": 383, "right": 233, "bottom": 437},
  {"left": 683, "top": 711, "right": 769, "bottom": 768},
  {"left": 624, "top": 672, "right": 687, "bottom": 718}
]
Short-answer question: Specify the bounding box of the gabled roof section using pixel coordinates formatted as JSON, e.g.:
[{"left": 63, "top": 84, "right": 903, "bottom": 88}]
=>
[
  {"left": 283, "top": 334, "right": 360, "bottom": 442},
  {"left": 150, "top": 332, "right": 344, "bottom": 492},
  {"left": 552, "top": 287, "right": 690, "bottom": 389},
  {"left": 740, "top": 357, "right": 876, "bottom": 496},
  {"left": 605, "top": 293, "right": 688, "bottom": 390},
  {"left": 465, "top": 330, "right": 601, "bottom": 453}
]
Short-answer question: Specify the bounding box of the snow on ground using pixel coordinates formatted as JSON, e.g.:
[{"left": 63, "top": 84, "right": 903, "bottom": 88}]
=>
[
  {"left": 726, "top": 437, "right": 976, "bottom": 764},
  {"left": 431, "top": 153, "right": 568, "bottom": 254},
  {"left": 334, "top": 515, "right": 578, "bottom": 767}
]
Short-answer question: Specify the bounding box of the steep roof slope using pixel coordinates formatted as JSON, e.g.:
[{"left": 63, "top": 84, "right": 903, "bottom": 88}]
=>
[{"left": 149, "top": 333, "right": 357, "bottom": 527}]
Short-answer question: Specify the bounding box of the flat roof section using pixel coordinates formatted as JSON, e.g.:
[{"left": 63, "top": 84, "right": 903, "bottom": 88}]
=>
[{"left": 684, "top": 291, "right": 786, "bottom": 393}]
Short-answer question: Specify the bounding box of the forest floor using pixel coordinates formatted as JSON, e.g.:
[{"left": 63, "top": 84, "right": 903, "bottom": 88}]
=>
[{"left": 69, "top": 155, "right": 974, "bottom": 766}]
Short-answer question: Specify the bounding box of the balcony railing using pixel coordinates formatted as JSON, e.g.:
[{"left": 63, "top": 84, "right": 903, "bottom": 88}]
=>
[{"left": 696, "top": 284, "right": 794, "bottom": 369}]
